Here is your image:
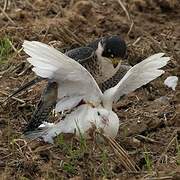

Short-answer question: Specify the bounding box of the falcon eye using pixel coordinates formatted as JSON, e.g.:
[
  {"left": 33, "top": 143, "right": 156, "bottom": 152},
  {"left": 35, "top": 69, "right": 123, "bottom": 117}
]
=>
[
  {"left": 111, "top": 54, "right": 114, "bottom": 58},
  {"left": 97, "top": 111, "right": 100, "bottom": 116}
]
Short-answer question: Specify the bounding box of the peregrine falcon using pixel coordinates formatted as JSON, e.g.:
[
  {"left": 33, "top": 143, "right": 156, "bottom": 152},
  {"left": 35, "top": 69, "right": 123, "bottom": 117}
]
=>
[{"left": 5, "top": 36, "right": 130, "bottom": 132}]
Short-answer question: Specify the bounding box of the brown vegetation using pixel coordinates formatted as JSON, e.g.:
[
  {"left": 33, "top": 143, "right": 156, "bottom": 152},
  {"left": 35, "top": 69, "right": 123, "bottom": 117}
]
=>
[{"left": 0, "top": 0, "right": 179, "bottom": 179}]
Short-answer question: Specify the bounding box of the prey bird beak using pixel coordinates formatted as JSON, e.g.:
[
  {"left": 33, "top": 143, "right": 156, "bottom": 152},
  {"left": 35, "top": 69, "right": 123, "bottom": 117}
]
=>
[{"left": 111, "top": 58, "right": 122, "bottom": 68}]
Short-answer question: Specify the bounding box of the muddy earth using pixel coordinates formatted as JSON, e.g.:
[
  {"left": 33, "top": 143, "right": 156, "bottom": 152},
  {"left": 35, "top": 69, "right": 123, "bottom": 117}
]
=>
[{"left": 0, "top": 0, "right": 180, "bottom": 179}]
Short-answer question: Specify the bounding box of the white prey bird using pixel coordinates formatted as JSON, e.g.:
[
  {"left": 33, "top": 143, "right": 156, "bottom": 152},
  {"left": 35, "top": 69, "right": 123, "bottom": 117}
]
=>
[{"left": 23, "top": 41, "right": 170, "bottom": 143}]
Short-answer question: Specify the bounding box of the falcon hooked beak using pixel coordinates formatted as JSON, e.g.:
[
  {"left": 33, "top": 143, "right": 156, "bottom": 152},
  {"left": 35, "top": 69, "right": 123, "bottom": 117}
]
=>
[{"left": 110, "top": 58, "right": 122, "bottom": 68}]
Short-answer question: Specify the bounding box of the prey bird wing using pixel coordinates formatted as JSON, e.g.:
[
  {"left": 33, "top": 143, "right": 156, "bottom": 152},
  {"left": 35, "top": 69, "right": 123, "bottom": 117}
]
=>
[
  {"left": 3, "top": 46, "right": 95, "bottom": 103},
  {"left": 103, "top": 53, "right": 170, "bottom": 108},
  {"left": 23, "top": 41, "right": 103, "bottom": 112},
  {"left": 100, "top": 65, "right": 131, "bottom": 92}
]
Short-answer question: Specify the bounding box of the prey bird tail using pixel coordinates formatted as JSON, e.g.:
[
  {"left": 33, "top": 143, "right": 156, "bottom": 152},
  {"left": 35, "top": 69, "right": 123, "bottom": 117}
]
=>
[
  {"left": 23, "top": 81, "right": 58, "bottom": 133},
  {"left": 23, "top": 121, "right": 55, "bottom": 143}
]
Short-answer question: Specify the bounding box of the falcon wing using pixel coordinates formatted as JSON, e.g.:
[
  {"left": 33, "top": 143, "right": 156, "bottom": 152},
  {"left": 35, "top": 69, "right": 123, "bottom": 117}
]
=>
[
  {"left": 23, "top": 41, "right": 103, "bottom": 112},
  {"left": 65, "top": 46, "right": 95, "bottom": 63},
  {"left": 103, "top": 53, "right": 170, "bottom": 107}
]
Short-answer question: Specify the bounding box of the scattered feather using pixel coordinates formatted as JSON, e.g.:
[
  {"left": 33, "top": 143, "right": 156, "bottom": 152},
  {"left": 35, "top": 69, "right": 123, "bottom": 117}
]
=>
[{"left": 164, "top": 76, "right": 178, "bottom": 90}]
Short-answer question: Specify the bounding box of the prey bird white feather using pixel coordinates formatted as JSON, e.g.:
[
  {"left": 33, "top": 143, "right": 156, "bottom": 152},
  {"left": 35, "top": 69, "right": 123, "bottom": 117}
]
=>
[{"left": 23, "top": 40, "right": 170, "bottom": 143}]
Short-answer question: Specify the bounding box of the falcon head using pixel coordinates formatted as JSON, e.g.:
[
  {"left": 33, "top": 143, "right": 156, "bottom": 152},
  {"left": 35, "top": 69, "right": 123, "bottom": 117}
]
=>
[{"left": 97, "top": 36, "right": 127, "bottom": 68}]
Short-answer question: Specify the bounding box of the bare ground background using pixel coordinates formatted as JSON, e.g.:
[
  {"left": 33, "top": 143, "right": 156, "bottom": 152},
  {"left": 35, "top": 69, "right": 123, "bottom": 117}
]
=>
[{"left": 0, "top": 0, "right": 180, "bottom": 179}]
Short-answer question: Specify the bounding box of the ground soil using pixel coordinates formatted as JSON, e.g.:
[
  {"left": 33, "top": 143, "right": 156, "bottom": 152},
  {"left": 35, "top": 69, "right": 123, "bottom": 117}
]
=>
[{"left": 0, "top": 0, "right": 180, "bottom": 179}]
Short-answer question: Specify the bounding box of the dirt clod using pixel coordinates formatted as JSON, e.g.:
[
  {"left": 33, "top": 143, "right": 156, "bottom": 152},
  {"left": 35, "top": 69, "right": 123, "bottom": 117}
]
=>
[{"left": 0, "top": 0, "right": 179, "bottom": 179}]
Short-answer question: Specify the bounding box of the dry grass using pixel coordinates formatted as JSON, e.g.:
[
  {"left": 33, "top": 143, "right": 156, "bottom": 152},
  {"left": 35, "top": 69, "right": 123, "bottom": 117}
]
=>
[{"left": 0, "top": 0, "right": 180, "bottom": 179}]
